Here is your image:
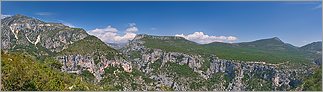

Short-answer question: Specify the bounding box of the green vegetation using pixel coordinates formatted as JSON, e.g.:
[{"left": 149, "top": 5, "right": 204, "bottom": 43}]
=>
[
  {"left": 59, "top": 36, "right": 121, "bottom": 64},
  {"left": 208, "top": 73, "right": 224, "bottom": 84},
  {"left": 302, "top": 67, "right": 322, "bottom": 91},
  {"left": 44, "top": 27, "right": 88, "bottom": 39},
  {"left": 80, "top": 70, "right": 95, "bottom": 83},
  {"left": 100, "top": 66, "right": 155, "bottom": 91},
  {"left": 244, "top": 77, "right": 272, "bottom": 91},
  {"left": 203, "top": 73, "right": 230, "bottom": 90},
  {"left": 200, "top": 57, "right": 211, "bottom": 72},
  {"left": 175, "top": 55, "right": 184, "bottom": 61},
  {"left": 104, "top": 66, "right": 120, "bottom": 74},
  {"left": 43, "top": 57, "right": 63, "bottom": 70},
  {"left": 1, "top": 52, "right": 101, "bottom": 91},
  {"left": 2, "top": 15, "right": 321, "bottom": 91},
  {"left": 190, "top": 81, "right": 205, "bottom": 90},
  {"left": 60, "top": 36, "right": 117, "bottom": 56},
  {"left": 164, "top": 62, "right": 198, "bottom": 77},
  {"left": 160, "top": 85, "right": 174, "bottom": 91},
  {"left": 142, "top": 36, "right": 201, "bottom": 56},
  {"left": 9, "top": 43, "right": 54, "bottom": 61},
  {"left": 150, "top": 59, "right": 162, "bottom": 71},
  {"left": 241, "top": 69, "right": 274, "bottom": 91},
  {"left": 186, "top": 72, "right": 232, "bottom": 90},
  {"left": 131, "top": 69, "right": 156, "bottom": 83},
  {"left": 141, "top": 35, "right": 314, "bottom": 64},
  {"left": 300, "top": 41, "right": 322, "bottom": 52},
  {"left": 205, "top": 42, "right": 309, "bottom": 64},
  {"left": 129, "top": 50, "right": 141, "bottom": 59}
]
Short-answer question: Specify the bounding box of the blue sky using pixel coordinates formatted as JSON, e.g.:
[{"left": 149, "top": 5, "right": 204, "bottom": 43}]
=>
[{"left": 2, "top": 1, "right": 322, "bottom": 46}]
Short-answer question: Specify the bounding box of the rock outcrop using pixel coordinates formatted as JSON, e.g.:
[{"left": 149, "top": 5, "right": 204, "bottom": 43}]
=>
[
  {"left": 121, "top": 34, "right": 313, "bottom": 91},
  {"left": 1, "top": 15, "right": 320, "bottom": 91},
  {"left": 1, "top": 14, "right": 88, "bottom": 53},
  {"left": 57, "top": 54, "right": 132, "bottom": 82},
  {"left": 1, "top": 14, "right": 132, "bottom": 83}
]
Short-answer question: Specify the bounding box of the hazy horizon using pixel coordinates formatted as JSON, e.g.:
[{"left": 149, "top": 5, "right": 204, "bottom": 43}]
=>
[{"left": 2, "top": 1, "right": 322, "bottom": 46}]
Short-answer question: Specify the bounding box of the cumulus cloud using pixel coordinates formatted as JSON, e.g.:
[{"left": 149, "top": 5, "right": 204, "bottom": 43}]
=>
[
  {"left": 125, "top": 23, "right": 138, "bottom": 33},
  {"left": 88, "top": 24, "right": 138, "bottom": 43},
  {"left": 91, "top": 25, "right": 118, "bottom": 33},
  {"left": 56, "top": 20, "right": 76, "bottom": 28},
  {"left": 63, "top": 23, "right": 75, "bottom": 28},
  {"left": 227, "top": 36, "right": 238, "bottom": 41},
  {"left": 175, "top": 32, "right": 238, "bottom": 44},
  {"left": 1, "top": 14, "right": 11, "bottom": 19},
  {"left": 34, "top": 17, "right": 74, "bottom": 28}
]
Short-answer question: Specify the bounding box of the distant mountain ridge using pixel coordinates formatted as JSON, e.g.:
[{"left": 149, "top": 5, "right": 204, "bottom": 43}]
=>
[
  {"left": 1, "top": 14, "right": 321, "bottom": 91},
  {"left": 135, "top": 34, "right": 321, "bottom": 64},
  {"left": 301, "top": 41, "right": 322, "bottom": 53},
  {"left": 237, "top": 37, "right": 299, "bottom": 51}
]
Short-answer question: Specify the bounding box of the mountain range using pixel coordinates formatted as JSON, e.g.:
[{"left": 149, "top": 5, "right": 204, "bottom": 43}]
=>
[{"left": 1, "top": 14, "right": 322, "bottom": 91}]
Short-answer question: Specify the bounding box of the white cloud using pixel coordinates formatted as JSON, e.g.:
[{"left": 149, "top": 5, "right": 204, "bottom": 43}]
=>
[
  {"left": 227, "top": 36, "right": 238, "bottom": 41},
  {"left": 1, "top": 14, "right": 11, "bottom": 19},
  {"left": 88, "top": 24, "right": 138, "bottom": 43},
  {"left": 63, "top": 23, "right": 75, "bottom": 28},
  {"left": 91, "top": 25, "right": 118, "bottom": 33},
  {"left": 56, "top": 20, "right": 76, "bottom": 28},
  {"left": 35, "top": 12, "right": 53, "bottom": 16},
  {"left": 175, "top": 32, "right": 238, "bottom": 44},
  {"left": 126, "top": 23, "right": 138, "bottom": 33}
]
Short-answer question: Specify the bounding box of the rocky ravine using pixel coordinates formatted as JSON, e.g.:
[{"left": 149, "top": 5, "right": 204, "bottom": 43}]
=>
[
  {"left": 1, "top": 14, "right": 320, "bottom": 91},
  {"left": 121, "top": 34, "right": 314, "bottom": 91}
]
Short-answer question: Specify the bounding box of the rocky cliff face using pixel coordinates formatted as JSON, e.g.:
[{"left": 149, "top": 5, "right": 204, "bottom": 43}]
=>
[
  {"left": 54, "top": 35, "right": 133, "bottom": 82},
  {"left": 120, "top": 34, "right": 314, "bottom": 91},
  {"left": 1, "top": 15, "right": 320, "bottom": 91},
  {"left": 56, "top": 54, "right": 132, "bottom": 82},
  {"left": 1, "top": 14, "right": 88, "bottom": 53},
  {"left": 1, "top": 14, "right": 132, "bottom": 83}
]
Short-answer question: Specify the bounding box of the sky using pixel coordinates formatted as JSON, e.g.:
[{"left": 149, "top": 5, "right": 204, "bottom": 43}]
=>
[{"left": 1, "top": 1, "right": 322, "bottom": 46}]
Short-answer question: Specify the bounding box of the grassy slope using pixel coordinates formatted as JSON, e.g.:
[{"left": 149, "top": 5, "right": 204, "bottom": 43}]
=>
[
  {"left": 141, "top": 35, "right": 313, "bottom": 64},
  {"left": 205, "top": 42, "right": 309, "bottom": 64},
  {"left": 300, "top": 41, "right": 322, "bottom": 52},
  {"left": 302, "top": 67, "right": 322, "bottom": 91},
  {"left": 59, "top": 35, "right": 121, "bottom": 62},
  {"left": 60, "top": 35, "right": 117, "bottom": 55},
  {"left": 1, "top": 52, "right": 102, "bottom": 91}
]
